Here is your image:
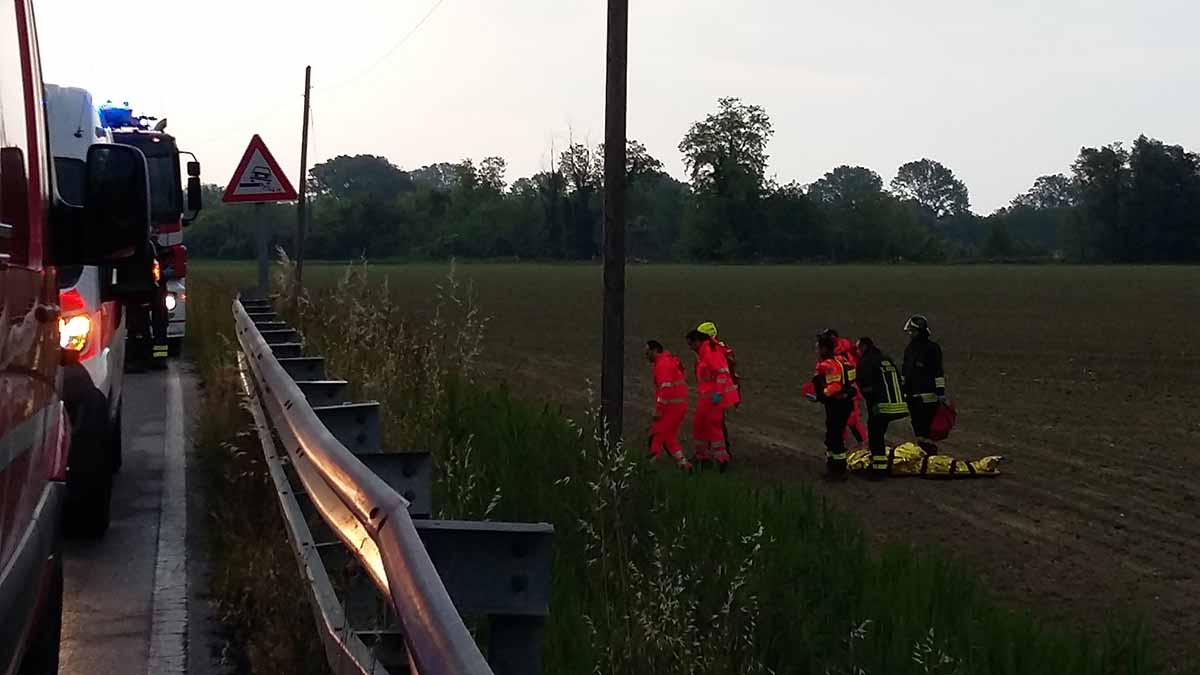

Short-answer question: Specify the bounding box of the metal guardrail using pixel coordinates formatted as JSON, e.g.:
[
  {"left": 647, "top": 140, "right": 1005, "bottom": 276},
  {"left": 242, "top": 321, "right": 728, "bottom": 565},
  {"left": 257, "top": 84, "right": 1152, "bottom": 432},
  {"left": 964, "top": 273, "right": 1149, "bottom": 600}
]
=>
[{"left": 234, "top": 297, "right": 553, "bottom": 675}]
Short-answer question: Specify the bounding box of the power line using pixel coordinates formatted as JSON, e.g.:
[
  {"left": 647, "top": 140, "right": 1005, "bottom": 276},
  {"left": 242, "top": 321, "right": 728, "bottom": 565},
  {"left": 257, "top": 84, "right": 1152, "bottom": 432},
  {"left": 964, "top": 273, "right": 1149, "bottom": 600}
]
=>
[
  {"left": 192, "top": 0, "right": 447, "bottom": 146},
  {"left": 316, "top": 0, "right": 448, "bottom": 92}
]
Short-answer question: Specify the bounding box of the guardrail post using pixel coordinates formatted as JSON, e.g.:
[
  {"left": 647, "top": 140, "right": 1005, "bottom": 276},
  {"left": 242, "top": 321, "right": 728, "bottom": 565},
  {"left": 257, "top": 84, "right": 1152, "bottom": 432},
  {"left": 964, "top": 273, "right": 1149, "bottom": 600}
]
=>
[
  {"left": 313, "top": 402, "right": 381, "bottom": 454},
  {"left": 357, "top": 451, "right": 434, "bottom": 518},
  {"left": 296, "top": 379, "right": 350, "bottom": 406},
  {"left": 278, "top": 357, "right": 327, "bottom": 380},
  {"left": 414, "top": 521, "right": 553, "bottom": 675},
  {"left": 235, "top": 296, "right": 553, "bottom": 675}
]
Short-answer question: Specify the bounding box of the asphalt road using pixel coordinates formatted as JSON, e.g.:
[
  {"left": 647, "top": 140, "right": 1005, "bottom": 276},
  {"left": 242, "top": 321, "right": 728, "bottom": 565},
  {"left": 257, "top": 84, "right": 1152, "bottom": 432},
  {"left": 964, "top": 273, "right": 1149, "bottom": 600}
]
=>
[{"left": 58, "top": 362, "right": 227, "bottom": 675}]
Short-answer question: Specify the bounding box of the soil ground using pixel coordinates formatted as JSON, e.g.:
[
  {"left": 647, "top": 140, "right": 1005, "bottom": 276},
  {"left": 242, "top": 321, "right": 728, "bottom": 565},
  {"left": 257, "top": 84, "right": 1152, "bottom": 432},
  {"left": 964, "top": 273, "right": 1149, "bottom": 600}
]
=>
[{"left": 310, "top": 262, "right": 1200, "bottom": 669}]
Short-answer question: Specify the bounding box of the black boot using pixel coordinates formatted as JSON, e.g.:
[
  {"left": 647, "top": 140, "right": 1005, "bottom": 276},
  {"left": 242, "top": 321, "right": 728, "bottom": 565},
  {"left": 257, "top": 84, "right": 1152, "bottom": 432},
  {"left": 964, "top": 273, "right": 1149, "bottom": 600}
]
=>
[{"left": 824, "top": 458, "right": 848, "bottom": 481}]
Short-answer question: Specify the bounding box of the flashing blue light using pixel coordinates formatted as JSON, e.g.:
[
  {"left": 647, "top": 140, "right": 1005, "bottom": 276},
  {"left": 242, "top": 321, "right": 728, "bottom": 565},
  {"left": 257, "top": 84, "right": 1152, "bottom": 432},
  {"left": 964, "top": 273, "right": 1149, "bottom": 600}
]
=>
[{"left": 98, "top": 100, "right": 136, "bottom": 129}]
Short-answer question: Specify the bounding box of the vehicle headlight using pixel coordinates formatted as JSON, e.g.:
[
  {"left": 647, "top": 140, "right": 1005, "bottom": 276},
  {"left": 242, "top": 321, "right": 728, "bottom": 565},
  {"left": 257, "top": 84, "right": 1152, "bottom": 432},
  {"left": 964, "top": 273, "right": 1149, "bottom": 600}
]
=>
[
  {"left": 165, "top": 293, "right": 178, "bottom": 312},
  {"left": 59, "top": 314, "right": 92, "bottom": 351}
]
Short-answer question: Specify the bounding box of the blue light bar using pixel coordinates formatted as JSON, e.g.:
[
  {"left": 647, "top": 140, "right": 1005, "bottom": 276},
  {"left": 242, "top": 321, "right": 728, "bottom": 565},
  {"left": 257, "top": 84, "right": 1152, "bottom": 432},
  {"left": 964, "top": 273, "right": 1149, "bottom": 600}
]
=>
[{"left": 98, "top": 100, "right": 136, "bottom": 129}]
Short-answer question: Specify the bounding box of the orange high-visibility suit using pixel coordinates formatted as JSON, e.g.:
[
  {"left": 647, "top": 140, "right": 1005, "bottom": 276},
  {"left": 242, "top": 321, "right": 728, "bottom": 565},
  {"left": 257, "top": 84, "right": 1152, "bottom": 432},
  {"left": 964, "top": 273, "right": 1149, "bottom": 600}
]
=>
[
  {"left": 693, "top": 340, "right": 731, "bottom": 465},
  {"left": 814, "top": 353, "right": 857, "bottom": 469},
  {"left": 835, "top": 337, "right": 866, "bottom": 446},
  {"left": 714, "top": 339, "right": 741, "bottom": 457},
  {"left": 650, "top": 351, "right": 689, "bottom": 466}
]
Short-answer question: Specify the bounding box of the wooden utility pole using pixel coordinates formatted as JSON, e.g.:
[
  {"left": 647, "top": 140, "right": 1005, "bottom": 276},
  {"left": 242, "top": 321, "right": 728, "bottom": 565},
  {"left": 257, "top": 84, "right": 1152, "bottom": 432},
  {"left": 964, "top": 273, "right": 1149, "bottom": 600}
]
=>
[
  {"left": 601, "top": 0, "right": 628, "bottom": 440},
  {"left": 295, "top": 65, "right": 312, "bottom": 289}
]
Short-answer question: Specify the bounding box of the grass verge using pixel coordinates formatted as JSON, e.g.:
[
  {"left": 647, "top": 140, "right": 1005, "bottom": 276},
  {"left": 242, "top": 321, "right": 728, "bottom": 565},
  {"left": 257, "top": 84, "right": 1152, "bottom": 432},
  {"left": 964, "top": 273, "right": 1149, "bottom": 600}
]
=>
[
  {"left": 186, "top": 272, "right": 329, "bottom": 675},
  {"left": 276, "top": 259, "right": 1161, "bottom": 675}
]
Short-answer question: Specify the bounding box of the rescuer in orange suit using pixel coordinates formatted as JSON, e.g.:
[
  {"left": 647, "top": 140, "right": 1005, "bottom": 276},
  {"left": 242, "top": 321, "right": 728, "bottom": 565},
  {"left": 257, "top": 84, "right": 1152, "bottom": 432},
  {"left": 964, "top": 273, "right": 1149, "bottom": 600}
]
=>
[
  {"left": 807, "top": 331, "right": 858, "bottom": 479},
  {"left": 822, "top": 328, "right": 866, "bottom": 449},
  {"left": 645, "top": 340, "right": 692, "bottom": 470},
  {"left": 696, "top": 321, "right": 740, "bottom": 455},
  {"left": 686, "top": 329, "right": 733, "bottom": 472}
]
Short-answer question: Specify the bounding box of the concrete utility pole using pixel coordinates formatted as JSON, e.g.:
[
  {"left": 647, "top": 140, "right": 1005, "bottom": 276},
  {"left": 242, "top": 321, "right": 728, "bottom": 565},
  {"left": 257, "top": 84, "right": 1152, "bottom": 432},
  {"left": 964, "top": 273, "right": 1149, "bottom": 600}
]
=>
[
  {"left": 295, "top": 65, "right": 312, "bottom": 290},
  {"left": 601, "top": 0, "right": 628, "bottom": 440}
]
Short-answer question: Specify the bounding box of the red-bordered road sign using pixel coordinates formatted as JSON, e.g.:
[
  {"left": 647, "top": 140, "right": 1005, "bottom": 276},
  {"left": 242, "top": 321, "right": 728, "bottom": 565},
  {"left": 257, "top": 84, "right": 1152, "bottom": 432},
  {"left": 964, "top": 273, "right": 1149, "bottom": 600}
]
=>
[{"left": 222, "top": 134, "right": 298, "bottom": 203}]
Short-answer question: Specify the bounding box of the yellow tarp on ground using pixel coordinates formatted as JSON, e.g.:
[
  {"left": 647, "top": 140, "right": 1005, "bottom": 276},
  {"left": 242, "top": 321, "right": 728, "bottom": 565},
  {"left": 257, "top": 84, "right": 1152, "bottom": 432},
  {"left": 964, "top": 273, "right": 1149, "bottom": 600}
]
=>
[{"left": 848, "top": 442, "right": 1003, "bottom": 477}]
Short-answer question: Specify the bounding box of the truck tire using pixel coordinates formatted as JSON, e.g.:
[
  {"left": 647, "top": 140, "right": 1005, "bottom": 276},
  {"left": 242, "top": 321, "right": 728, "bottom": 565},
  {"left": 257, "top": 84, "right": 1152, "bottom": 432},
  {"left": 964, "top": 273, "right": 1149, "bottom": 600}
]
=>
[
  {"left": 71, "top": 467, "right": 113, "bottom": 538},
  {"left": 18, "top": 555, "right": 63, "bottom": 675},
  {"left": 110, "top": 403, "right": 123, "bottom": 474},
  {"left": 63, "top": 369, "right": 115, "bottom": 538}
]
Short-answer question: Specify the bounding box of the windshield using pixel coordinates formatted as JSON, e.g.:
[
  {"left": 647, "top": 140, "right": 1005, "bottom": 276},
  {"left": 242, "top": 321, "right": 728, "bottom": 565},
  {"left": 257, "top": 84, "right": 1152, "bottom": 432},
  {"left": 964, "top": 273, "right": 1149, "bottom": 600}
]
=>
[
  {"left": 56, "top": 265, "right": 84, "bottom": 289},
  {"left": 115, "top": 133, "right": 182, "bottom": 223},
  {"left": 54, "top": 157, "right": 86, "bottom": 206}
]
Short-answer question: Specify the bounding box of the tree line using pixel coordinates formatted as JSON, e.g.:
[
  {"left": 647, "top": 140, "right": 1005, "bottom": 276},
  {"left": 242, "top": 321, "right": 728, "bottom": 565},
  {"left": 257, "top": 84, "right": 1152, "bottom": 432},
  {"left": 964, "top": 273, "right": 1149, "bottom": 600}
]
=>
[{"left": 188, "top": 97, "right": 1200, "bottom": 263}]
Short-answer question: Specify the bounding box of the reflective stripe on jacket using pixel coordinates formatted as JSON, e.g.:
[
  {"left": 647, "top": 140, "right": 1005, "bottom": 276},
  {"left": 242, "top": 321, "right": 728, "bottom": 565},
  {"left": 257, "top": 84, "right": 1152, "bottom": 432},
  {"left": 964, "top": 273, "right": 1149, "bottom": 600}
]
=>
[
  {"left": 857, "top": 347, "right": 909, "bottom": 417},
  {"left": 902, "top": 336, "right": 945, "bottom": 401},
  {"left": 698, "top": 340, "right": 740, "bottom": 408},
  {"left": 653, "top": 352, "right": 688, "bottom": 412},
  {"left": 814, "top": 354, "right": 856, "bottom": 401}
]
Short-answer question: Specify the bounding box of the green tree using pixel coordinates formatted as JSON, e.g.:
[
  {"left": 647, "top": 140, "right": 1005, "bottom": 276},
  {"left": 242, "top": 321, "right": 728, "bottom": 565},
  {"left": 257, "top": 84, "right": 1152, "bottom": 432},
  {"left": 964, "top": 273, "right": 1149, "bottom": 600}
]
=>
[
  {"left": 678, "top": 97, "right": 774, "bottom": 259},
  {"left": 808, "top": 166, "right": 891, "bottom": 260},
  {"left": 1126, "top": 135, "right": 1200, "bottom": 262},
  {"left": 890, "top": 158, "right": 971, "bottom": 218},
  {"left": 308, "top": 154, "right": 412, "bottom": 200},
  {"left": 1012, "top": 173, "right": 1075, "bottom": 210},
  {"left": 1072, "top": 143, "right": 1131, "bottom": 261},
  {"left": 559, "top": 143, "right": 601, "bottom": 259}
]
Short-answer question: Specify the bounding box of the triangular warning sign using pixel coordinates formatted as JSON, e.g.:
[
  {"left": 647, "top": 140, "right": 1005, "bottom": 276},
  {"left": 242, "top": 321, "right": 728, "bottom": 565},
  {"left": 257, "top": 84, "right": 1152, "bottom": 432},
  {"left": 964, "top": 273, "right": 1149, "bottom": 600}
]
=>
[{"left": 222, "top": 134, "right": 298, "bottom": 203}]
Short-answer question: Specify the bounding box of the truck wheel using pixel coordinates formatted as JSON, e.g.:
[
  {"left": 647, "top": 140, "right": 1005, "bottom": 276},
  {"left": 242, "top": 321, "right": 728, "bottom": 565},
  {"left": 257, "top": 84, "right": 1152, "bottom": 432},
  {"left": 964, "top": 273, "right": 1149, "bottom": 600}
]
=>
[
  {"left": 18, "top": 554, "right": 63, "bottom": 675},
  {"left": 71, "top": 469, "right": 113, "bottom": 538},
  {"left": 110, "top": 404, "right": 123, "bottom": 474}
]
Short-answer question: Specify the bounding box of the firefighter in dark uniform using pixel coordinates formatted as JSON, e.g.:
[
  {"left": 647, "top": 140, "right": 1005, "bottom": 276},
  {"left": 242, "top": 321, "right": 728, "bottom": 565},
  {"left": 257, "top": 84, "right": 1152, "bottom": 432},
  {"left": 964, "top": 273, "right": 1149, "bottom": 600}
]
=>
[
  {"left": 810, "top": 331, "right": 857, "bottom": 479},
  {"left": 149, "top": 241, "right": 170, "bottom": 367},
  {"left": 901, "top": 315, "right": 945, "bottom": 453},
  {"left": 855, "top": 337, "right": 909, "bottom": 480}
]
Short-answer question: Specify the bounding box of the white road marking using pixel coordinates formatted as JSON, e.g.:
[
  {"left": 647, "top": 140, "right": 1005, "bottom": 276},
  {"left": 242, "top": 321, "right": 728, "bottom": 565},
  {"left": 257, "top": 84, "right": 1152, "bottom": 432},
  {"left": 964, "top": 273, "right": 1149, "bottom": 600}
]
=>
[{"left": 147, "top": 363, "right": 188, "bottom": 674}]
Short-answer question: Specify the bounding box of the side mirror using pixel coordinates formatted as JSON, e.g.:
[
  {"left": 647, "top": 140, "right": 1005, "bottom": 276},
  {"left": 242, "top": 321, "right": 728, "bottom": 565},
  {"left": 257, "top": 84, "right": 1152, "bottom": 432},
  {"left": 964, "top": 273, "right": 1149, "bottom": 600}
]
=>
[
  {"left": 187, "top": 160, "right": 200, "bottom": 177},
  {"left": 51, "top": 144, "right": 152, "bottom": 265},
  {"left": 186, "top": 176, "right": 202, "bottom": 213},
  {"left": 82, "top": 144, "right": 151, "bottom": 261}
]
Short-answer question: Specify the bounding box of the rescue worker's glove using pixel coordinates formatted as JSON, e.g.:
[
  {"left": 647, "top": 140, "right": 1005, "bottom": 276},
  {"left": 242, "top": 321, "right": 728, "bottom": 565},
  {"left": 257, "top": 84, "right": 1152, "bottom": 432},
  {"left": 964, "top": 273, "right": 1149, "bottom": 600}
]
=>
[
  {"left": 805, "top": 393, "right": 819, "bottom": 403},
  {"left": 711, "top": 392, "right": 722, "bottom": 405}
]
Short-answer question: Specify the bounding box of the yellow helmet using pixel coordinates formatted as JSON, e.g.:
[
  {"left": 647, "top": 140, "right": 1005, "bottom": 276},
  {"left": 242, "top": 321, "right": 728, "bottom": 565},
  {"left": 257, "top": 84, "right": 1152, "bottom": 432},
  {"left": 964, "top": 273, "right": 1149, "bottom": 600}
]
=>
[{"left": 696, "top": 321, "right": 718, "bottom": 338}]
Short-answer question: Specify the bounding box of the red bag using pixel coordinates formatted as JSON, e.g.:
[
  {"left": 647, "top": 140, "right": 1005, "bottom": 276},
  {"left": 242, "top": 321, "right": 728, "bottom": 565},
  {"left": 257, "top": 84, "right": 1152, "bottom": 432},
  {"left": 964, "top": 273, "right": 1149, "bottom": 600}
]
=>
[{"left": 929, "top": 401, "right": 957, "bottom": 441}]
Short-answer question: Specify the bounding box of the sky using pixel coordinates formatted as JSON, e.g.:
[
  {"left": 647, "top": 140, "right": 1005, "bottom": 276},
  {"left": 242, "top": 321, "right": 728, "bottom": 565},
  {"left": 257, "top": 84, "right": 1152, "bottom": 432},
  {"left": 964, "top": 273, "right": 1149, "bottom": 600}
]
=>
[{"left": 35, "top": 0, "right": 1200, "bottom": 214}]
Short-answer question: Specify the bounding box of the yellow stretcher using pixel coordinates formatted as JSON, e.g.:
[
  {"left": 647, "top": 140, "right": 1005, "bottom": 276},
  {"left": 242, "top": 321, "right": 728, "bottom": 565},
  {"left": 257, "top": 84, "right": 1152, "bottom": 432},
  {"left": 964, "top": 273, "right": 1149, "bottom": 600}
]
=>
[{"left": 847, "top": 443, "right": 1003, "bottom": 477}]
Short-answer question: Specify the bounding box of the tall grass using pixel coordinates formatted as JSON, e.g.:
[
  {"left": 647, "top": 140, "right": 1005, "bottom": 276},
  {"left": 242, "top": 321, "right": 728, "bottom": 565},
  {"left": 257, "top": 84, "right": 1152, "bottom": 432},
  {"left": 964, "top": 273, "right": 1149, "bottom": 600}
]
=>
[
  {"left": 276, "top": 259, "right": 1161, "bottom": 675},
  {"left": 186, "top": 272, "right": 330, "bottom": 675}
]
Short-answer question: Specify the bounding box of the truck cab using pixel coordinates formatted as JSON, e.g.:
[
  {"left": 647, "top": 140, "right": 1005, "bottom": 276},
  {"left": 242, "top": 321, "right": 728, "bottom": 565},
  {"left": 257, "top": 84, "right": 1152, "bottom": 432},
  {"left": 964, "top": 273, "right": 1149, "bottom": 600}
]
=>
[
  {"left": 101, "top": 103, "right": 201, "bottom": 359},
  {"left": 45, "top": 83, "right": 127, "bottom": 535},
  {"left": 1, "top": 0, "right": 153, "bottom": 670}
]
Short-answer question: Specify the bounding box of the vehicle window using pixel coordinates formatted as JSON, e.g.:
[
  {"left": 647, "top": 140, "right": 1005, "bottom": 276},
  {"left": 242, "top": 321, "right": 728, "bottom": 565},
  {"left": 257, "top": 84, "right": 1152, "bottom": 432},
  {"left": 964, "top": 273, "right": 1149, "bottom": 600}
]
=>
[
  {"left": 53, "top": 156, "right": 85, "bottom": 206},
  {"left": 145, "top": 153, "right": 181, "bottom": 221},
  {"left": 56, "top": 264, "right": 83, "bottom": 289},
  {"left": 115, "top": 133, "right": 181, "bottom": 223},
  {"left": 0, "top": 1, "right": 31, "bottom": 264}
]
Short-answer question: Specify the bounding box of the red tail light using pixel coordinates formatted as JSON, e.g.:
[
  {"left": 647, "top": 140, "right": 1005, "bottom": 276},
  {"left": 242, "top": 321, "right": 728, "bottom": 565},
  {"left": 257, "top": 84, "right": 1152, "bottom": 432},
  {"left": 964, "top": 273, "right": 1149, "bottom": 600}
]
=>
[{"left": 58, "top": 288, "right": 98, "bottom": 361}]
